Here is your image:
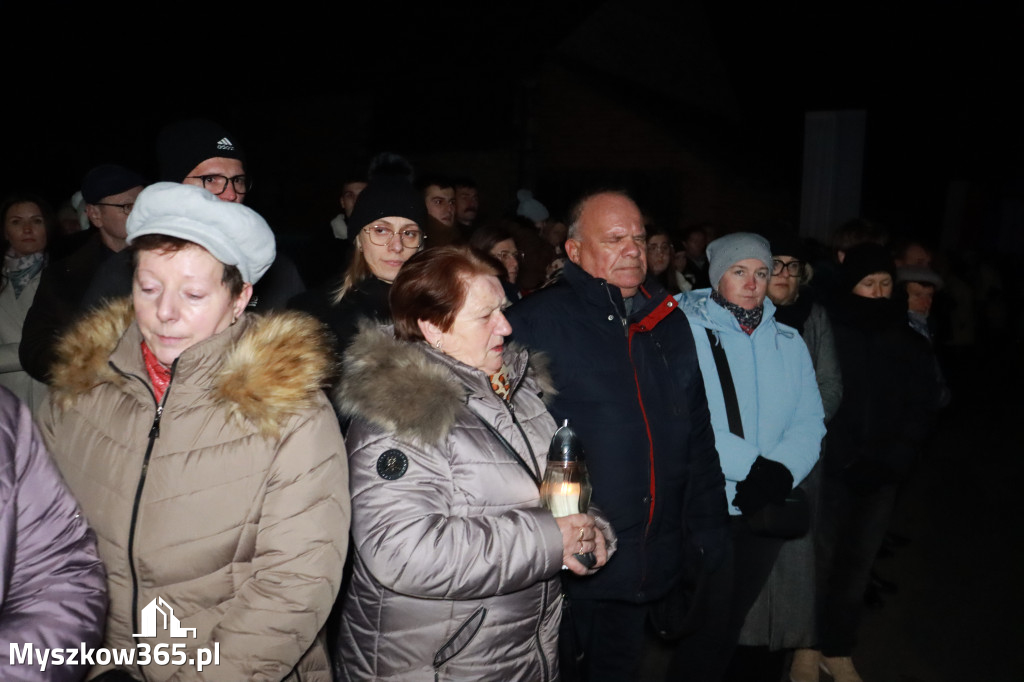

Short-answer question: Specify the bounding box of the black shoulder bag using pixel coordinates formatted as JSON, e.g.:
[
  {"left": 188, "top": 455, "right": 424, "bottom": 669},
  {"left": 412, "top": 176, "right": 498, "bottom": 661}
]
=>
[{"left": 705, "top": 328, "right": 809, "bottom": 539}]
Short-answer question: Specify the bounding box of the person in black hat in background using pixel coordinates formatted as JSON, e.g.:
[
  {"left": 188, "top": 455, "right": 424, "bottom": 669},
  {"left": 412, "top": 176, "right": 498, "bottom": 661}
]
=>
[
  {"left": 812, "top": 243, "right": 937, "bottom": 682},
  {"left": 290, "top": 153, "right": 427, "bottom": 363},
  {"left": 18, "top": 164, "right": 145, "bottom": 383},
  {"left": 80, "top": 118, "right": 306, "bottom": 312}
]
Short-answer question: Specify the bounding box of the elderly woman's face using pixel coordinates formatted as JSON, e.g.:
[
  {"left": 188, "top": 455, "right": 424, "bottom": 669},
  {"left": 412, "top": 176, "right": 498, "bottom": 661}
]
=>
[
  {"left": 133, "top": 245, "right": 251, "bottom": 367},
  {"left": 435, "top": 274, "right": 511, "bottom": 374},
  {"left": 717, "top": 258, "right": 770, "bottom": 310},
  {"left": 358, "top": 216, "right": 421, "bottom": 283}
]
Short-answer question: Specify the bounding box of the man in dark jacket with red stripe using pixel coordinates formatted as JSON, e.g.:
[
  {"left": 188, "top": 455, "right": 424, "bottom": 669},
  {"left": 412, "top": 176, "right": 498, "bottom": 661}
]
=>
[{"left": 507, "top": 190, "right": 728, "bottom": 681}]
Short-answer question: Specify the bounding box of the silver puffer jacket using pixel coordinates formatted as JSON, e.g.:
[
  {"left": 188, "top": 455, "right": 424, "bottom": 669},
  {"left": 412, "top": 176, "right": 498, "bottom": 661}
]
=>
[{"left": 334, "top": 325, "right": 569, "bottom": 682}]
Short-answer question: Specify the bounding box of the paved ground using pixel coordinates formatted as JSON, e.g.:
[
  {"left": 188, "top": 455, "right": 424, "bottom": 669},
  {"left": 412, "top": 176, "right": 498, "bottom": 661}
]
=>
[{"left": 635, "top": 338, "right": 1023, "bottom": 681}]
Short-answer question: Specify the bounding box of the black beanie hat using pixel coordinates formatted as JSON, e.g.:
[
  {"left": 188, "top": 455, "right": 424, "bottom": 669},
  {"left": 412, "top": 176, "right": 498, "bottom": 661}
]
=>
[
  {"left": 157, "top": 119, "right": 245, "bottom": 182},
  {"left": 81, "top": 164, "right": 146, "bottom": 204},
  {"left": 347, "top": 154, "right": 427, "bottom": 231},
  {"left": 841, "top": 242, "right": 895, "bottom": 292},
  {"left": 767, "top": 232, "right": 807, "bottom": 261}
]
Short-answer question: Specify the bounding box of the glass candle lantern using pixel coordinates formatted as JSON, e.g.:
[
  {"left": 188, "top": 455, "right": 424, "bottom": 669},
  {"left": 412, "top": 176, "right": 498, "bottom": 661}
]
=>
[{"left": 540, "top": 419, "right": 596, "bottom": 568}]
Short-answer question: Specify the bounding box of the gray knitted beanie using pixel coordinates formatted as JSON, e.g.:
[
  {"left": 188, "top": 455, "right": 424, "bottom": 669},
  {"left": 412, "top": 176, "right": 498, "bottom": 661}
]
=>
[{"left": 706, "top": 232, "right": 772, "bottom": 290}]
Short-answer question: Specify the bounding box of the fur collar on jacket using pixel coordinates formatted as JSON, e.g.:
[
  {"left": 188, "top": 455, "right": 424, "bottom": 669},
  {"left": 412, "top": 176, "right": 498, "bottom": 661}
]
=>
[
  {"left": 48, "top": 298, "right": 336, "bottom": 439},
  {"left": 337, "top": 324, "right": 555, "bottom": 445}
]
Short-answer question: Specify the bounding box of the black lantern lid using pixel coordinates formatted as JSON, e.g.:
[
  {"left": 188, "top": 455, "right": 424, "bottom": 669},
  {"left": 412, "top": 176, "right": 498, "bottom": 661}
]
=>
[{"left": 547, "top": 419, "right": 585, "bottom": 463}]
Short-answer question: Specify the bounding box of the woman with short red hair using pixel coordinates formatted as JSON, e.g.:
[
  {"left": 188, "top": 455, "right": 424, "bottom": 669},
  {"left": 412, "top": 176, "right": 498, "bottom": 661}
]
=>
[{"left": 335, "top": 246, "right": 615, "bottom": 681}]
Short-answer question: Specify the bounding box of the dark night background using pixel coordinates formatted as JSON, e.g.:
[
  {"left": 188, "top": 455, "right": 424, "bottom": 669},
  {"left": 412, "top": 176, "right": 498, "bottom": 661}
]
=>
[
  {"left": 2, "top": 3, "right": 1023, "bottom": 679},
  {"left": 3, "top": 1, "right": 1021, "bottom": 253}
]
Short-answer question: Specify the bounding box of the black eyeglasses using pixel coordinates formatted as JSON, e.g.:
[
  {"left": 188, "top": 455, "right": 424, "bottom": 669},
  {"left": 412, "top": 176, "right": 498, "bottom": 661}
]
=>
[
  {"left": 363, "top": 225, "right": 424, "bottom": 249},
  {"left": 771, "top": 258, "right": 805, "bottom": 277},
  {"left": 185, "top": 174, "right": 250, "bottom": 196},
  {"left": 93, "top": 201, "right": 135, "bottom": 215}
]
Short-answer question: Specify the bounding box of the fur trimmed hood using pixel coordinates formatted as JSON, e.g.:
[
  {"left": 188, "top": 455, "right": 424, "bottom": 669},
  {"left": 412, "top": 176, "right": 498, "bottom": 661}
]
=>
[
  {"left": 336, "top": 324, "right": 555, "bottom": 445},
  {"left": 48, "top": 297, "right": 336, "bottom": 439}
]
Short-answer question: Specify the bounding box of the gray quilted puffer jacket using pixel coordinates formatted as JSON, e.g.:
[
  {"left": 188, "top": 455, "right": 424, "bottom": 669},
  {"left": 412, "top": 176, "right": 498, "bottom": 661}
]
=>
[{"left": 334, "top": 325, "right": 569, "bottom": 681}]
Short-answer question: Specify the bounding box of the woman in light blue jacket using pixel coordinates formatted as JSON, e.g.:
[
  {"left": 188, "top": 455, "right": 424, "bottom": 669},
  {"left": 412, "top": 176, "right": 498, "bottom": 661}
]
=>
[{"left": 674, "top": 232, "right": 825, "bottom": 679}]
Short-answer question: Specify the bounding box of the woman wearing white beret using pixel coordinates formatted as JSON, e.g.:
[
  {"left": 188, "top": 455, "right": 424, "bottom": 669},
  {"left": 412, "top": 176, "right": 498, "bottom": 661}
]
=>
[{"left": 40, "top": 182, "right": 350, "bottom": 682}]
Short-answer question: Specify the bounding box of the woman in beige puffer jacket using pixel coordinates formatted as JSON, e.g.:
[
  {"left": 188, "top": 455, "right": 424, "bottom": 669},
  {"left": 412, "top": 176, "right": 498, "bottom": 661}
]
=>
[
  {"left": 40, "top": 183, "right": 350, "bottom": 682},
  {"left": 40, "top": 301, "right": 348, "bottom": 679},
  {"left": 40, "top": 298, "right": 349, "bottom": 682}
]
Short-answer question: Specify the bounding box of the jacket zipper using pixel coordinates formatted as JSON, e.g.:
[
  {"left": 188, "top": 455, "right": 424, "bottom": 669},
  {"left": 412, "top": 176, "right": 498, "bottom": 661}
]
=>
[
  {"left": 534, "top": 579, "right": 551, "bottom": 681},
  {"left": 113, "top": 361, "right": 176, "bottom": 638},
  {"left": 495, "top": 366, "right": 552, "bottom": 679}
]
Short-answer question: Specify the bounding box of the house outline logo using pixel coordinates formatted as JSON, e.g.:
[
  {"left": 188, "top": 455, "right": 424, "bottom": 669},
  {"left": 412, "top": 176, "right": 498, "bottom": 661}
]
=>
[{"left": 133, "top": 597, "right": 197, "bottom": 639}]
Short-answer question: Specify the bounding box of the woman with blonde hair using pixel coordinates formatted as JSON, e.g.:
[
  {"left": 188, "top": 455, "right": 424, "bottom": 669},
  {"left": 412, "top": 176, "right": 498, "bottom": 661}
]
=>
[{"left": 291, "top": 155, "right": 426, "bottom": 359}]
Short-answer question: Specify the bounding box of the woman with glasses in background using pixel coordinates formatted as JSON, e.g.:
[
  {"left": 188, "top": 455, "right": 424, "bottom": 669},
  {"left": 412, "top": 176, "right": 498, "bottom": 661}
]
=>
[{"left": 291, "top": 155, "right": 427, "bottom": 362}]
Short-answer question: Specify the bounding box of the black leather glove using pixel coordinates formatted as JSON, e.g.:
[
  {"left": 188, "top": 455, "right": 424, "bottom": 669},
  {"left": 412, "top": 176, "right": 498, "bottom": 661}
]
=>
[{"left": 732, "top": 455, "right": 793, "bottom": 516}]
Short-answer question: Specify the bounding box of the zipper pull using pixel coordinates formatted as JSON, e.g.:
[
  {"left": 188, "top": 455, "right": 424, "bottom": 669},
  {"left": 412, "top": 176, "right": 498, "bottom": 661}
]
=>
[{"left": 149, "top": 404, "right": 164, "bottom": 439}]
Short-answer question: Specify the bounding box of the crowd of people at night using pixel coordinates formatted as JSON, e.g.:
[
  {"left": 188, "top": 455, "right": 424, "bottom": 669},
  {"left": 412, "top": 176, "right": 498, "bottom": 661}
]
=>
[{"left": 2, "top": 117, "right": 986, "bottom": 682}]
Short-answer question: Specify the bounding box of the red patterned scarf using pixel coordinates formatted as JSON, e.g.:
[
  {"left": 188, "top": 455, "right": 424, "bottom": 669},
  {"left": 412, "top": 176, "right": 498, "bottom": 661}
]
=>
[{"left": 141, "top": 341, "right": 171, "bottom": 403}]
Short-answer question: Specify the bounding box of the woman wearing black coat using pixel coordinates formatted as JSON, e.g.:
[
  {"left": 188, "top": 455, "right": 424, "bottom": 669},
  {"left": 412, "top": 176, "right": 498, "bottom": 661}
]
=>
[{"left": 811, "top": 244, "right": 936, "bottom": 682}]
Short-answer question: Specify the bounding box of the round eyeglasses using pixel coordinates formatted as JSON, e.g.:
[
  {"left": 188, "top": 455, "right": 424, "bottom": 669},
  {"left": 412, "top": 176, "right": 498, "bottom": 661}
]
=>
[{"left": 363, "top": 224, "right": 424, "bottom": 249}]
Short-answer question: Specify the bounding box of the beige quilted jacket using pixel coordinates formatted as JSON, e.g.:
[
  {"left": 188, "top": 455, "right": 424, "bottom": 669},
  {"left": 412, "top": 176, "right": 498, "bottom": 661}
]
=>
[{"left": 41, "top": 299, "right": 350, "bottom": 682}]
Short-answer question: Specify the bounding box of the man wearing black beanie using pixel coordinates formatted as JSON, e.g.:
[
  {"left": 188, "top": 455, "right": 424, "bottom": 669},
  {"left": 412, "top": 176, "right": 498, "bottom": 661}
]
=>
[
  {"left": 80, "top": 119, "right": 305, "bottom": 311},
  {"left": 158, "top": 118, "right": 248, "bottom": 203}
]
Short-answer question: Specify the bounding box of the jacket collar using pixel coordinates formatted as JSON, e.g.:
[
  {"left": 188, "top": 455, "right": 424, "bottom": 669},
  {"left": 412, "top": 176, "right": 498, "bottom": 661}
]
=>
[
  {"left": 679, "top": 288, "right": 782, "bottom": 336},
  {"left": 49, "top": 297, "right": 336, "bottom": 439},
  {"left": 337, "top": 324, "right": 554, "bottom": 445},
  {"left": 561, "top": 260, "right": 668, "bottom": 322}
]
